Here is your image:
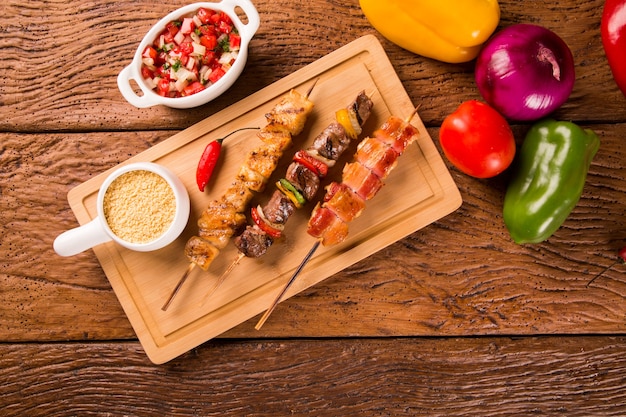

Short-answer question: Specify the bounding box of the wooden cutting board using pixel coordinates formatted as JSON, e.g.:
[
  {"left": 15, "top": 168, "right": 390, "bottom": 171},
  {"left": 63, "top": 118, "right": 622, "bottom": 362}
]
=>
[{"left": 66, "top": 35, "right": 462, "bottom": 364}]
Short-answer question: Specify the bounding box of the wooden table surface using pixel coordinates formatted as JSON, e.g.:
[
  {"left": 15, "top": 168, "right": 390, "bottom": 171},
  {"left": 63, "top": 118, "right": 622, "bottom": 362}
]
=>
[{"left": 2, "top": 0, "right": 625, "bottom": 415}]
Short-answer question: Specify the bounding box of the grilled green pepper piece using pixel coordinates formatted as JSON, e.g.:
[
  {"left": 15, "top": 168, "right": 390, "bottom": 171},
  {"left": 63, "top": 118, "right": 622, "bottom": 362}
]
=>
[{"left": 503, "top": 119, "right": 600, "bottom": 244}]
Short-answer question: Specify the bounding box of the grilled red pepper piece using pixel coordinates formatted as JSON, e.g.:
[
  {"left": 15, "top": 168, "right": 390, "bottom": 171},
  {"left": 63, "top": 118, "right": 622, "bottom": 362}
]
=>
[
  {"left": 251, "top": 206, "right": 282, "bottom": 238},
  {"left": 602, "top": 0, "right": 626, "bottom": 97},
  {"left": 293, "top": 150, "right": 328, "bottom": 178}
]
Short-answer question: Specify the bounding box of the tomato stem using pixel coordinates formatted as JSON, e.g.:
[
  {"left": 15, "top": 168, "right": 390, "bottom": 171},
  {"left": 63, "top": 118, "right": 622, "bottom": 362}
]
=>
[{"left": 586, "top": 246, "right": 626, "bottom": 287}]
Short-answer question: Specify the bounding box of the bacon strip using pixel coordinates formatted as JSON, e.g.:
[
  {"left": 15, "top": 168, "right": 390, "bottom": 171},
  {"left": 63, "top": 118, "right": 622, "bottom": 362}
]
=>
[{"left": 307, "top": 116, "right": 420, "bottom": 246}]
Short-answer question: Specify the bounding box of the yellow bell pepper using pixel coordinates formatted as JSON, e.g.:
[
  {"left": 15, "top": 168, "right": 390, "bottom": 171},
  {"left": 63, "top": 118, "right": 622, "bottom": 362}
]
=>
[{"left": 359, "top": 0, "right": 500, "bottom": 63}]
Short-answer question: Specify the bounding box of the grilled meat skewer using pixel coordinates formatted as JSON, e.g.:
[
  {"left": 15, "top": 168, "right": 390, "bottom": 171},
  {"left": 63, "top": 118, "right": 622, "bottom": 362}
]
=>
[
  {"left": 199, "top": 91, "right": 374, "bottom": 305},
  {"left": 162, "top": 85, "right": 316, "bottom": 311},
  {"left": 235, "top": 91, "right": 374, "bottom": 259},
  {"left": 255, "top": 114, "right": 420, "bottom": 328}
]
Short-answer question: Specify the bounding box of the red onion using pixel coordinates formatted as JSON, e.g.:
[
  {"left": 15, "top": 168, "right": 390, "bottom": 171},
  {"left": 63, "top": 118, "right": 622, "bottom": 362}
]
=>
[{"left": 475, "top": 24, "right": 575, "bottom": 121}]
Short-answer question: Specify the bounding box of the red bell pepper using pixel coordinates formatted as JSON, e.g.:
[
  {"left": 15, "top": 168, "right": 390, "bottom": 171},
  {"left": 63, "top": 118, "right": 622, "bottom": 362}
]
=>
[
  {"left": 602, "top": 0, "right": 626, "bottom": 97},
  {"left": 293, "top": 150, "right": 328, "bottom": 178},
  {"left": 250, "top": 206, "right": 282, "bottom": 238}
]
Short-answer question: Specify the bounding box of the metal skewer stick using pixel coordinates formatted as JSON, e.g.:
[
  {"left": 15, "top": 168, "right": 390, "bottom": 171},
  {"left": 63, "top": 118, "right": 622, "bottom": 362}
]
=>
[
  {"left": 255, "top": 239, "right": 321, "bottom": 330},
  {"left": 254, "top": 107, "right": 422, "bottom": 329}
]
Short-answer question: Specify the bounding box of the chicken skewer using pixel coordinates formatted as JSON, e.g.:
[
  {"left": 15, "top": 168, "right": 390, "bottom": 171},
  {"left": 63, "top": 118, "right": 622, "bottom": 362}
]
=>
[
  {"left": 200, "top": 91, "right": 374, "bottom": 304},
  {"left": 255, "top": 112, "right": 421, "bottom": 329},
  {"left": 162, "top": 82, "right": 317, "bottom": 311}
]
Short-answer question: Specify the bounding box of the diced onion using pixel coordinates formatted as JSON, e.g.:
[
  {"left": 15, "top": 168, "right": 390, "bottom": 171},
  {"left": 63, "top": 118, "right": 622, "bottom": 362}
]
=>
[
  {"left": 145, "top": 77, "right": 157, "bottom": 89},
  {"left": 256, "top": 205, "right": 285, "bottom": 231},
  {"left": 192, "top": 42, "right": 206, "bottom": 56},
  {"left": 174, "top": 31, "right": 185, "bottom": 45},
  {"left": 305, "top": 149, "right": 336, "bottom": 167},
  {"left": 219, "top": 52, "right": 234, "bottom": 65},
  {"left": 175, "top": 77, "right": 189, "bottom": 92},
  {"left": 347, "top": 109, "right": 362, "bottom": 136},
  {"left": 199, "top": 65, "right": 210, "bottom": 83},
  {"left": 141, "top": 57, "right": 154, "bottom": 68},
  {"left": 190, "top": 31, "right": 201, "bottom": 45},
  {"left": 186, "top": 56, "right": 196, "bottom": 71}
]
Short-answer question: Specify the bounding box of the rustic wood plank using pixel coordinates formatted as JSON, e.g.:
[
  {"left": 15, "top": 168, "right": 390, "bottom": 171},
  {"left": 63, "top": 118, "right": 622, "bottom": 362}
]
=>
[
  {"left": 2, "top": 0, "right": 625, "bottom": 133},
  {"left": 1, "top": 336, "right": 625, "bottom": 416},
  {"left": 2, "top": 123, "right": 624, "bottom": 341},
  {"left": 3, "top": 0, "right": 624, "bottom": 411}
]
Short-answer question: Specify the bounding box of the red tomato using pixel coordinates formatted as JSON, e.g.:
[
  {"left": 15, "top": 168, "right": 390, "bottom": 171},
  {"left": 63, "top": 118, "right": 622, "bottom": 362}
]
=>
[
  {"left": 208, "top": 67, "right": 225, "bottom": 84},
  {"left": 156, "top": 78, "right": 171, "bottom": 97},
  {"left": 143, "top": 46, "right": 157, "bottom": 60},
  {"left": 200, "top": 34, "right": 218, "bottom": 50},
  {"left": 141, "top": 66, "right": 154, "bottom": 80},
  {"left": 229, "top": 33, "right": 241, "bottom": 50},
  {"left": 183, "top": 81, "right": 205, "bottom": 96},
  {"left": 439, "top": 100, "right": 516, "bottom": 178},
  {"left": 196, "top": 8, "right": 214, "bottom": 24},
  {"left": 165, "top": 21, "right": 180, "bottom": 37}
]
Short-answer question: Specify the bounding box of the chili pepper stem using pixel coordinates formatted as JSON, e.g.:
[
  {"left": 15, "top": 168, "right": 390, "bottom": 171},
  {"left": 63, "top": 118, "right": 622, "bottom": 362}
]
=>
[
  {"left": 586, "top": 257, "right": 626, "bottom": 287},
  {"left": 218, "top": 126, "right": 261, "bottom": 141}
]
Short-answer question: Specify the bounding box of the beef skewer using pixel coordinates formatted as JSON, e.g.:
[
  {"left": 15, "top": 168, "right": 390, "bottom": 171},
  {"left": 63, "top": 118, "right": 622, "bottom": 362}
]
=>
[
  {"left": 162, "top": 82, "right": 317, "bottom": 311},
  {"left": 200, "top": 91, "right": 374, "bottom": 304},
  {"left": 255, "top": 112, "right": 421, "bottom": 329}
]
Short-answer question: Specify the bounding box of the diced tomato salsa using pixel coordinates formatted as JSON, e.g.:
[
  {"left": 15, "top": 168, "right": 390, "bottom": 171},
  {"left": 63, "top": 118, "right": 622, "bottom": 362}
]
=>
[{"left": 141, "top": 7, "right": 240, "bottom": 98}]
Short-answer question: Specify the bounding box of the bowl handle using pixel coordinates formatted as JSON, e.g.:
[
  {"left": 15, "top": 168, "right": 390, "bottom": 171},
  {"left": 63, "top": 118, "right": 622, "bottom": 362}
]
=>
[
  {"left": 221, "top": 0, "right": 260, "bottom": 41},
  {"left": 117, "top": 64, "right": 157, "bottom": 108},
  {"left": 53, "top": 217, "right": 112, "bottom": 257}
]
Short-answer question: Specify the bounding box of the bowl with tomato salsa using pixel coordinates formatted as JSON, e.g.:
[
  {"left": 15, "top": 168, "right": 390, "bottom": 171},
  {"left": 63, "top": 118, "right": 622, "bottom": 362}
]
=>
[{"left": 118, "top": 0, "right": 259, "bottom": 108}]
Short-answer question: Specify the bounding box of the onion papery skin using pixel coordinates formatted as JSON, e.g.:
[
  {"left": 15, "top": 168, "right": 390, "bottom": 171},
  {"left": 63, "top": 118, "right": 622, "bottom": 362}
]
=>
[{"left": 475, "top": 24, "right": 575, "bottom": 121}]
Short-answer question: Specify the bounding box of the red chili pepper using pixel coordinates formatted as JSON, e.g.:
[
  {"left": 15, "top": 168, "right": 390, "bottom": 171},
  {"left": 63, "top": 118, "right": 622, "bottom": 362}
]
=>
[
  {"left": 293, "top": 150, "right": 328, "bottom": 178},
  {"left": 196, "top": 127, "right": 260, "bottom": 192},
  {"left": 251, "top": 206, "right": 282, "bottom": 238},
  {"left": 196, "top": 138, "right": 223, "bottom": 192},
  {"left": 602, "top": 0, "right": 626, "bottom": 97}
]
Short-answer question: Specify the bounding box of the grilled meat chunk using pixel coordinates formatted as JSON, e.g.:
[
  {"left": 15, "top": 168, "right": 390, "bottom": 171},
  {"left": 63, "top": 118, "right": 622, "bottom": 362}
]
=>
[
  {"left": 310, "top": 122, "right": 350, "bottom": 161},
  {"left": 265, "top": 90, "right": 315, "bottom": 136},
  {"left": 285, "top": 161, "right": 320, "bottom": 202},
  {"left": 263, "top": 190, "right": 297, "bottom": 225},
  {"left": 234, "top": 227, "right": 274, "bottom": 258}
]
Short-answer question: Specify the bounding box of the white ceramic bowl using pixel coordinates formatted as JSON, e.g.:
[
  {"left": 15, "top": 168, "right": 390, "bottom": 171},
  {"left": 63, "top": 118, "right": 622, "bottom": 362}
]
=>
[
  {"left": 53, "top": 162, "right": 191, "bottom": 257},
  {"left": 117, "top": 0, "right": 260, "bottom": 109}
]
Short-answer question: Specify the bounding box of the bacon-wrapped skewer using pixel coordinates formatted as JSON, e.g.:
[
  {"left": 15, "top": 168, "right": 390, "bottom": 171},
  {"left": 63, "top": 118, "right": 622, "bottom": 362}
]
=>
[
  {"left": 200, "top": 91, "right": 374, "bottom": 303},
  {"left": 255, "top": 114, "right": 420, "bottom": 328},
  {"left": 162, "top": 85, "right": 316, "bottom": 311}
]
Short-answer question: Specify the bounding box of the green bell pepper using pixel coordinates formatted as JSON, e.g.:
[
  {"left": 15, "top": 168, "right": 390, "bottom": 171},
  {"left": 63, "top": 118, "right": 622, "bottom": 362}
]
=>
[{"left": 503, "top": 119, "right": 600, "bottom": 244}]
